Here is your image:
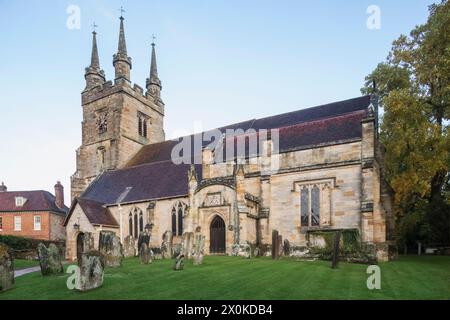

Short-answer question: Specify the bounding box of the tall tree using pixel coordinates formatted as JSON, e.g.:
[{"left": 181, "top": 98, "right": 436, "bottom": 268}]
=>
[{"left": 362, "top": 1, "right": 450, "bottom": 245}]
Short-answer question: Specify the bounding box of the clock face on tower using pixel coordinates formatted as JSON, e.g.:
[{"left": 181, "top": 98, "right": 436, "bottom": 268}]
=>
[{"left": 96, "top": 112, "right": 108, "bottom": 134}]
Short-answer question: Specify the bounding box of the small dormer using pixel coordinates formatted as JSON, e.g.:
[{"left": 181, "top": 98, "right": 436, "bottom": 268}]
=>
[{"left": 15, "top": 196, "right": 27, "bottom": 207}]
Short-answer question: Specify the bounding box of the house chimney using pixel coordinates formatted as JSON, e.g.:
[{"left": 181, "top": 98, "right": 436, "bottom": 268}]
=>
[
  {"left": 54, "top": 181, "right": 64, "bottom": 208},
  {"left": 0, "top": 182, "right": 7, "bottom": 192}
]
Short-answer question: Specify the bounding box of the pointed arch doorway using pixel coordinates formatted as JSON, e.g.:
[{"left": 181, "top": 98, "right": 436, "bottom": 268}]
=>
[{"left": 210, "top": 215, "right": 226, "bottom": 254}]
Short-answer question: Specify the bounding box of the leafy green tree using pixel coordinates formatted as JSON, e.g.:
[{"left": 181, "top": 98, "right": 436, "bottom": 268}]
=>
[{"left": 362, "top": 1, "right": 450, "bottom": 246}]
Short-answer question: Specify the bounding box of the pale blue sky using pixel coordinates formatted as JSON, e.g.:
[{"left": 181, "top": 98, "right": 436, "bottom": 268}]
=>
[{"left": 0, "top": 0, "right": 433, "bottom": 203}]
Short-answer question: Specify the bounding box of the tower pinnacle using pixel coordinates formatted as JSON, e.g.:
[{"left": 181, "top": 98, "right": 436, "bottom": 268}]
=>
[
  {"left": 84, "top": 23, "right": 105, "bottom": 90},
  {"left": 146, "top": 36, "right": 162, "bottom": 98},
  {"left": 113, "top": 10, "right": 132, "bottom": 83}
]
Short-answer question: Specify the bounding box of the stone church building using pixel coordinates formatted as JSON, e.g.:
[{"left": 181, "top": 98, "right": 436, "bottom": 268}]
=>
[{"left": 64, "top": 16, "right": 394, "bottom": 261}]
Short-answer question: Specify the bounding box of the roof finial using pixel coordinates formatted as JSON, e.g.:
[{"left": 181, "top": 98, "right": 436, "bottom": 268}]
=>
[
  {"left": 119, "top": 6, "right": 125, "bottom": 19},
  {"left": 151, "top": 34, "right": 156, "bottom": 46},
  {"left": 91, "top": 22, "right": 98, "bottom": 34}
]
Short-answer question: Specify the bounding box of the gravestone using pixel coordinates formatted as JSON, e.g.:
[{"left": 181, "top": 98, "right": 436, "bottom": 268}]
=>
[
  {"left": 76, "top": 250, "right": 105, "bottom": 291},
  {"left": 283, "top": 239, "right": 291, "bottom": 256},
  {"left": 253, "top": 246, "right": 260, "bottom": 257},
  {"left": 139, "top": 243, "right": 151, "bottom": 264},
  {"left": 278, "top": 235, "right": 283, "bottom": 257},
  {"left": 271, "top": 230, "right": 279, "bottom": 259},
  {"left": 161, "top": 231, "right": 173, "bottom": 259},
  {"left": 183, "top": 232, "right": 194, "bottom": 259},
  {"left": 138, "top": 230, "right": 151, "bottom": 252},
  {"left": 123, "top": 235, "right": 136, "bottom": 258},
  {"left": 150, "top": 247, "right": 162, "bottom": 260},
  {"left": 193, "top": 234, "right": 205, "bottom": 265},
  {"left": 77, "top": 232, "right": 94, "bottom": 264},
  {"left": 173, "top": 254, "right": 185, "bottom": 271},
  {"left": 331, "top": 231, "right": 341, "bottom": 269},
  {"left": 37, "top": 243, "right": 64, "bottom": 276},
  {"left": 0, "top": 243, "right": 14, "bottom": 292},
  {"left": 98, "top": 231, "right": 123, "bottom": 267}
]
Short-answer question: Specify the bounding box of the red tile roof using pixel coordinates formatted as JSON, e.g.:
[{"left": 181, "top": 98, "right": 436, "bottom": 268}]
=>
[{"left": 0, "top": 190, "right": 68, "bottom": 214}]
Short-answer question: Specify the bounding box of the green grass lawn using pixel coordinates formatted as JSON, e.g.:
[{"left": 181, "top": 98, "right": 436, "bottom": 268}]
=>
[
  {"left": 13, "top": 259, "right": 39, "bottom": 270},
  {"left": 1, "top": 255, "right": 449, "bottom": 300}
]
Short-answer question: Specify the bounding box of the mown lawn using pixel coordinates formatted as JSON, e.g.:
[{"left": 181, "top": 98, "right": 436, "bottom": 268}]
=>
[
  {"left": 13, "top": 259, "right": 39, "bottom": 270},
  {"left": 1, "top": 255, "right": 449, "bottom": 300}
]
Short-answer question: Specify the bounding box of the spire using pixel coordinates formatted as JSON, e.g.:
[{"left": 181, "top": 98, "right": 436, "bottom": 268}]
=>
[
  {"left": 146, "top": 36, "right": 162, "bottom": 98},
  {"left": 117, "top": 16, "right": 127, "bottom": 55},
  {"left": 84, "top": 23, "right": 105, "bottom": 91},
  {"left": 113, "top": 9, "right": 132, "bottom": 83},
  {"left": 150, "top": 40, "right": 158, "bottom": 78},
  {"left": 90, "top": 29, "right": 100, "bottom": 69}
]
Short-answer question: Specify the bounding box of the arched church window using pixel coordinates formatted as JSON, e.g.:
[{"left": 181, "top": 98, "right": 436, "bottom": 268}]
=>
[
  {"left": 171, "top": 208, "right": 177, "bottom": 235},
  {"left": 129, "top": 213, "right": 133, "bottom": 236},
  {"left": 178, "top": 206, "right": 183, "bottom": 235},
  {"left": 134, "top": 209, "right": 138, "bottom": 239},
  {"left": 139, "top": 211, "right": 143, "bottom": 233},
  {"left": 171, "top": 201, "right": 187, "bottom": 236}
]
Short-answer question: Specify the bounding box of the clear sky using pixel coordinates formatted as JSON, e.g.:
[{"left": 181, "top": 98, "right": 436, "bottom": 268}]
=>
[{"left": 0, "top": 0, "right": 433, "bottom": 204}]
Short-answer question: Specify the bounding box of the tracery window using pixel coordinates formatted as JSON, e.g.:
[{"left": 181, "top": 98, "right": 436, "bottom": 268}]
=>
[
  {"left": 129, "top": 208, "right": 143, "bottom": 239},
  {"left": 171, "top": 201, "right": 187, "bottom": 236},
  {"left": 298, "top": 181, "right": 332, "bottom": 227}
]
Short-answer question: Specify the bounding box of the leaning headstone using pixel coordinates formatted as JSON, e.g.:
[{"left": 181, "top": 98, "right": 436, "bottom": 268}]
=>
[
  {"left": 173, "top": 254, "right": 185, "bottom": 271},
  {"left": 98, "top": 231, "right": 123, "bottom": 267},
  {"left": 161, "top": 230, "right": 173, "bottom": 259},
  {"left": 253, "top": 247, "right": 260, "bottom": 257},
  {"left": 283, "top": 239, "right": 291, "bottom": 256},
  {"left": 139, "top": 243, "right": 151, "bottom": 264},
  {"left": 271, "top": 230, "right": 279, "bottom": 259},
  {"left": 0, "top": 243, "right": 14, "bottom": 292},
  {"left": 37, "top": 243, "right": 64, "bottom": 276},
  {"left": 123, "top": 235, "right": 136, "bottom": 258},
  {"left": 193, "top": 234, "right": 205, "bottom": 265},
  {"left": 331, "top": 231, "right": 341, "bottom": 269},
  {"left": 76, "top": 250, "right": 105, "bottom": 291}
]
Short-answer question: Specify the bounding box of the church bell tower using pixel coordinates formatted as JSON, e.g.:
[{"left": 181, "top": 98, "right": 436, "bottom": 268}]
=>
[{"left": 71, "top": 14, "right": 165, "bottom": 201}]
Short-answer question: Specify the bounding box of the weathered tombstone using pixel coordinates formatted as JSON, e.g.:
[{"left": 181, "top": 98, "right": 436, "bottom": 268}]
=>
[
  {"left": 77, "top": 232, "right": 94, "bottom": 264},
  {"left": 151, "top": 247, "right": 162, "bottom": 260},
  {"left": 253, "top": 246, "right": 260, "bottom": 257},
  {"left": 183, "top": 232, "right": 194, "bottom": 259},
  {"left": 278, "top": 235, "right": 283, "bottom": 257},
  {"left": 0, "top": 243, "right": 14, "bottom": 292},
  {"left": 271, "top": 230, "right": 279, "bottom": 259},
  {"left": 138, "top": 230, "right": 151, "bottom": 252},
  {"left": 283, "top": 239, "right": 291, "bottom": 256},
  {"left": 37, "top": 243, "right": 64, "bottom": 276},
  {"left": 139, "top": 243, "right": 151, "bottom": 264},
  {"left": 98, "top": 231, "right": 123, "bottom": 267},
  {"left": 76, "top": 250, "right": 105, "bottom": 291},
  {"left": 161, "top": 230, "right": 173, "bottom": 259},
  {"left": 173, "top": 254, "right": 185, "bottom": 271},
  {"left": 123, "top": 235, "right": 136, "bottom": 258},
  {"left": 331, "top": 231, "right": 341, "bottom": 269},
  {"left": 193, "top": 234, "right": 205, "bottom": 265},
  {"left": 172, "top": 243, "right": 183, "bottom": 258}
]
